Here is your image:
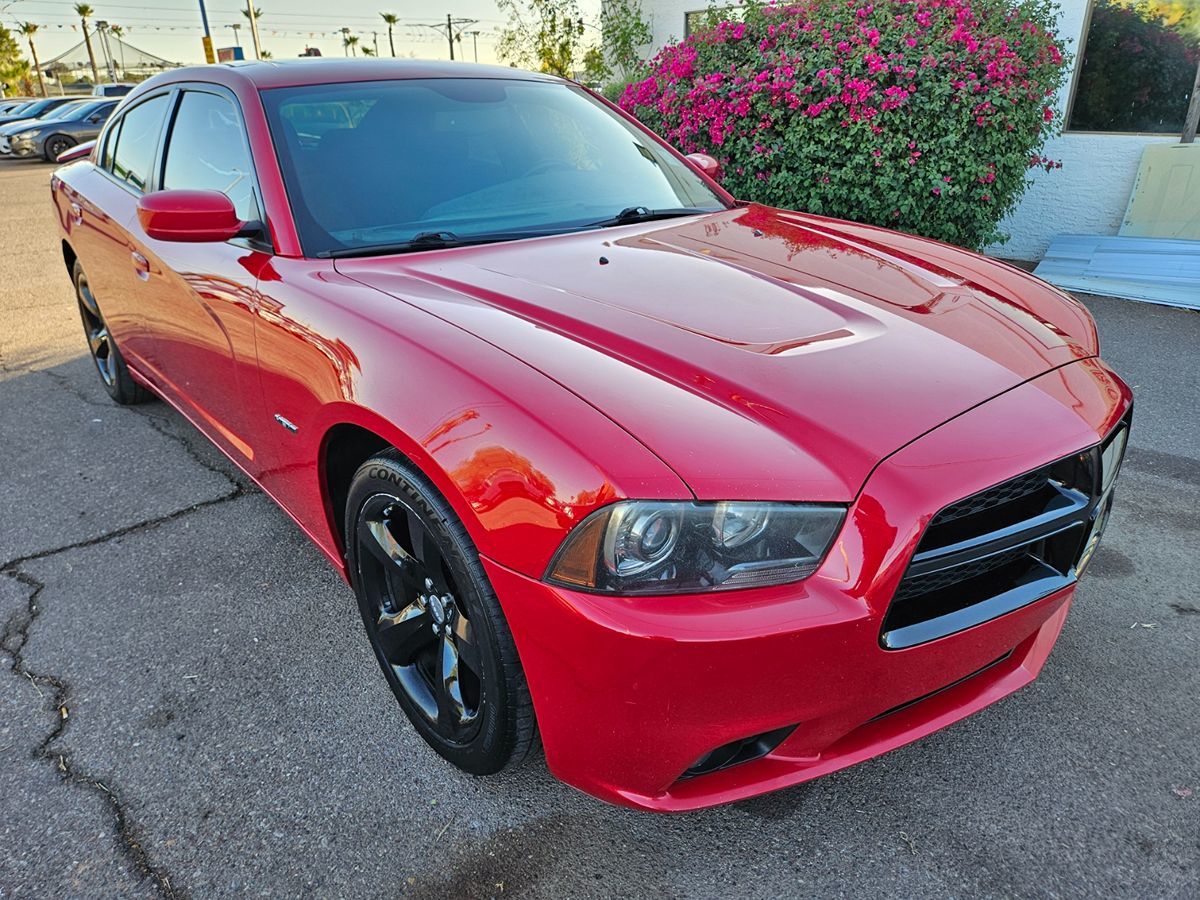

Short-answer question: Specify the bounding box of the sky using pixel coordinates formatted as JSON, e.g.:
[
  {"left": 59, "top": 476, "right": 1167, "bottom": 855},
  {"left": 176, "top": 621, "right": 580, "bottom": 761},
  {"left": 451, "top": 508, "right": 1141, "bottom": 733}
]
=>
[{"left": 2, "top": 0, "right": 604, "bottom": 68}]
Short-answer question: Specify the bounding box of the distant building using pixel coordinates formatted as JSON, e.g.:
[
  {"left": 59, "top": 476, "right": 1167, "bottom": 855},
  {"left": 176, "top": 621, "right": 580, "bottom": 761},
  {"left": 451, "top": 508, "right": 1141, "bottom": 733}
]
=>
[{"left": 635, "top": 0, "right": 1199, "bottom": 259}]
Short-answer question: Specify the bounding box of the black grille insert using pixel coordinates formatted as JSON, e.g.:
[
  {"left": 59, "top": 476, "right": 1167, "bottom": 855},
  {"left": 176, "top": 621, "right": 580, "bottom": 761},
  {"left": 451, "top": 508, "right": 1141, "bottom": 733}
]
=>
[{"left": 881, "top": 422, "right": 1129, "bottom": 650}]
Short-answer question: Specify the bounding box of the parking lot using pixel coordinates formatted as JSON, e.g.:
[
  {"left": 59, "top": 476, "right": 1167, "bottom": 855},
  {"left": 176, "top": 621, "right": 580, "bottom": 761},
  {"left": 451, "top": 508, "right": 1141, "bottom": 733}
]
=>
[{"left": 1, "top": 159, "right": 1197, "bottom": 899}]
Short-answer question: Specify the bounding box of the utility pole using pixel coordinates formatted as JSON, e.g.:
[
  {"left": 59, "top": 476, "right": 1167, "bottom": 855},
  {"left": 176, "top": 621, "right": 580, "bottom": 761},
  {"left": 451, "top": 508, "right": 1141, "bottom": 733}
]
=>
[
  {"left": 1183, "top": 60, "right": 1200, "bottom": 144},
  {"left": 245, "top": 1, "right": 263, "bottom": 60},
  {"left": 197, "top": 0, "right": 215, "bottom": 63},
  {"left": 372, "top": 32, "right": 379, "bottom": 56},
  {"left": 422, "top": 16, "right": 477, "bottom": 62}
]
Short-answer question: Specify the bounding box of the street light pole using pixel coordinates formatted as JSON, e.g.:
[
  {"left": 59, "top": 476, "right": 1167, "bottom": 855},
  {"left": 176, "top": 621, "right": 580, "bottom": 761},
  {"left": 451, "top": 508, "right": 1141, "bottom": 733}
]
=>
[
  {"left": 469, "top": 30, "right": 479, "bottom": 63},
  {"left": 245, "top": 1, "right": 263, "bottom": 60}
]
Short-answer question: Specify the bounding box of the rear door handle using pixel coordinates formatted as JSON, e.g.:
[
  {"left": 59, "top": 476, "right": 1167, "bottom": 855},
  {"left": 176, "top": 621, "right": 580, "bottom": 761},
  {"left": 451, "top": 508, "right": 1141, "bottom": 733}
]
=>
[{"left": 131, "top": 251, "right": 150, "bottom": 281}]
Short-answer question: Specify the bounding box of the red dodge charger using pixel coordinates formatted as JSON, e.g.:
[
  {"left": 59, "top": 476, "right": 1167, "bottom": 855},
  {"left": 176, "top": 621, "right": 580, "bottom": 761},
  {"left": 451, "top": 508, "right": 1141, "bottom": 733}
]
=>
[{"left": 50, "top": 60, "right": 1131, "bottom": 812}]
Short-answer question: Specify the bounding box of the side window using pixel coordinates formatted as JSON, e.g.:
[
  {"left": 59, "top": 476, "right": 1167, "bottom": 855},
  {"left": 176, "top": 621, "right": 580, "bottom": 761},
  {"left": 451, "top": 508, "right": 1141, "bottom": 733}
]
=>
[
  {"left": 162, "top": 90, "right": 260, "bottom": 223},
  {"left": 109, "top": 94, "right": 170, "bottom": 192},
  {"left": 100, "top": 118, "right": 121, "bottom": 171}
]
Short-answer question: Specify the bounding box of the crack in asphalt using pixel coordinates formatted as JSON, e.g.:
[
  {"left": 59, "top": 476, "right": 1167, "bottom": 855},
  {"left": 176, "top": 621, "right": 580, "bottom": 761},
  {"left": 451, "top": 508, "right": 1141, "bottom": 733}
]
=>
[
  {"left": 0, "top": 382, "right": 256, "bottom": 899},
  {"left": 1, "top": 567, "right": 185, "bottom": 898}
]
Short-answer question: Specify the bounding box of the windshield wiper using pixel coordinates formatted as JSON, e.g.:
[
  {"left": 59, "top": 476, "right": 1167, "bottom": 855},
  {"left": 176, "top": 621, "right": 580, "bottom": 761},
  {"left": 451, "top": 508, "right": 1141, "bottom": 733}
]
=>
[
  {"left": 320, "top": 230, "right": 532, "bottom": 259},
  {"left": 588, "top": 206, "right": 711, "bottom": 228}
]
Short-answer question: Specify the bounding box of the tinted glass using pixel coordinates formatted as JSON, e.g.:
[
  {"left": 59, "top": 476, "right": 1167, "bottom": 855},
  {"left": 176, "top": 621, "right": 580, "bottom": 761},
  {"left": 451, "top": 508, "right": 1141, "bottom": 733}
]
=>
[
  {"left": 262, "top": 78, "right": 725, "bottom": 256},
  {"left": 110, "top": 94, "right": 170, "bottom": 191},
  {"left": 1069, "top": 0, "right": 1200, "bottom": 133},
  {"left": 57, "top": 101, "right": 113, "bottom": 123},
  {"left": 162, "top": 91, "right": 259, "bottom": 221}
]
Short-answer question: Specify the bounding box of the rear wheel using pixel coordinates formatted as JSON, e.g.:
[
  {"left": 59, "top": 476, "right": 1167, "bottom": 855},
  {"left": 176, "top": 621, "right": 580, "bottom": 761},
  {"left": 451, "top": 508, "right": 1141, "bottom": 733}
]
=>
[
  {"left": 45, "top": 134, "right": 75, "bottom": 162},
  {"left": 346, "top": 451, "right": 537, "bottom": 775},
  {"left": 74, "top": 261, "right": 151, "bottom": 405}
]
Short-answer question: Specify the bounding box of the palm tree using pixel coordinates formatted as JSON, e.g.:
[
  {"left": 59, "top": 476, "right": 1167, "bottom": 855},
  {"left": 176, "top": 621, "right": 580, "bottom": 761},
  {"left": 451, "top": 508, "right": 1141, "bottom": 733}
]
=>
[
  {"left": 260, "top": 49, "right": 273, "bottom": 59},
  {"left": 108, "top": 24, "right": 126, "bottom": 78},
  {"left": 361, "top": 46, "right": 375, "bottom": 57},
  {"left": 74, "top": 3, "right": 100, "bottom": 84},
  {"left": 241, "top": 6, "right": 264, "bottom": 22},
  {"left": 343, "top": 34, "right": 360, "bottom": 57},
  {"left": 18, "top": 23, "right": 47, "bottom": 98},
  {"left": 380, "top": 12, "right": 399, "bottom": 57}
]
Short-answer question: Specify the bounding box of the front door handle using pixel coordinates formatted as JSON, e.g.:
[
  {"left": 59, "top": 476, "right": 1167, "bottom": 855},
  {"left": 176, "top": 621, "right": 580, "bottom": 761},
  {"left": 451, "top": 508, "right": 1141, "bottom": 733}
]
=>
[
  {"left": 131, "top": 251, "right": 150, "bottom": 281},
  {"left": 68, "top": 202, "right": 83, "bottom": 227}
]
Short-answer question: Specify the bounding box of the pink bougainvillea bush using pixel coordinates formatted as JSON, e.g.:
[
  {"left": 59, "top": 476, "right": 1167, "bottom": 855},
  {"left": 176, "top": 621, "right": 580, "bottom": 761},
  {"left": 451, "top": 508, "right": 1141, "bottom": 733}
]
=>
[{"left": 619, "top": 0, "right": 1069, "bottom": 248}]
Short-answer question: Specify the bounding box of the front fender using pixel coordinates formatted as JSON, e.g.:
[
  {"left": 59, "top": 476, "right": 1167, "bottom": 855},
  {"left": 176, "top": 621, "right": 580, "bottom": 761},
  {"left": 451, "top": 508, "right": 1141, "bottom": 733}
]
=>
[{"left": 251, "top": 257, "right": 692, "bottom": 580}]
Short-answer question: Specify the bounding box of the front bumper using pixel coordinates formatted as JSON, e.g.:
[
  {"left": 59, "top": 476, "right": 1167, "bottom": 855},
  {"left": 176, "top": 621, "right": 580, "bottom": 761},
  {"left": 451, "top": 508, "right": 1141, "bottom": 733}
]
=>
[
  {"left": 487, "top": 358, "right": 1132, "bottom": 811},
  {"left": 7, "top": 137, "right": 38, "bottom": 158}
]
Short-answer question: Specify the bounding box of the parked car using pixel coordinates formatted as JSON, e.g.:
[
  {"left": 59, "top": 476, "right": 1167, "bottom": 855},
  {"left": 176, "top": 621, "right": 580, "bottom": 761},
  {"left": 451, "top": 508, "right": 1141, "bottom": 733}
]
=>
[
  {"left": 50, "top": 61, "right": 1132, "bottom": 812},
  {"left": 92, "top": 83, "right": 135, "bottom": 97},
  {"left": 0, "top": 96, "right": 78, "bottom": 127},
  {"left": 3, "top": 99, "right": 117, "bottom": 161},
  {"left": 0, "top": 97, "right": 33, "bottom": 115},
  {"left": 0, "top": 100, "right": 92, "bottom": 156}
]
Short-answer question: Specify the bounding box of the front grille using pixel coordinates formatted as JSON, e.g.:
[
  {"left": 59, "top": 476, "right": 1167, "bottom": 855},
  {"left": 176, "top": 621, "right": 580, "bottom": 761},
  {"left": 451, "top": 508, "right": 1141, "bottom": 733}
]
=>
[{"left": 881, "top": 420, "right": 1129, "bottom": 650}]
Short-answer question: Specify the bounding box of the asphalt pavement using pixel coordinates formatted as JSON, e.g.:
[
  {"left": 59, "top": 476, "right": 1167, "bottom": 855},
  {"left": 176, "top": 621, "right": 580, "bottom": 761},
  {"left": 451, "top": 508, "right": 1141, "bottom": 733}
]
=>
[{"left": 1, "top": 160, "right": 1197, "bottom": 899}]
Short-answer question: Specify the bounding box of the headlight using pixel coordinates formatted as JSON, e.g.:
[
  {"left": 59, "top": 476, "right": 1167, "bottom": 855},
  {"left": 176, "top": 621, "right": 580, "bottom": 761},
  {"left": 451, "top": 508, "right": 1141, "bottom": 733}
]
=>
[
  {"left": 14, "top": 129, "right": 40, "bottom": 139},
  {"left": 545, "top": 500, "right": 846, "bottom": 595}
]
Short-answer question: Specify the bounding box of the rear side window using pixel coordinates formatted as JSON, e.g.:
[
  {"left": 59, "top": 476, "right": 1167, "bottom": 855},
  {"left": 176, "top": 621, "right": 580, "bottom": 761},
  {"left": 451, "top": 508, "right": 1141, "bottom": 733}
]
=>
[
  {"left": 109, "top": 94, "right": 170, "bottom": 192},
  {"left": 162, "top": 90, "right": 260, "bottom": 222}
]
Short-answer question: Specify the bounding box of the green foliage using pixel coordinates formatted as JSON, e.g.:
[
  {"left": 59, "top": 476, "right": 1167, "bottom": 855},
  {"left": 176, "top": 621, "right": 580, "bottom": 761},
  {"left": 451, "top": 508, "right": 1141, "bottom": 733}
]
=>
[
  {"left": 620, "top": 0, "right": 1071, "bottom": 249},
  {"left": 0, "top": 24, "right": 30, "bottom": 96},
  {"left": 497, "top": 0, "right": 588, "bottom": 77},
  {"left": 602, "top": 0, "right": 654, "bottom": 77}
]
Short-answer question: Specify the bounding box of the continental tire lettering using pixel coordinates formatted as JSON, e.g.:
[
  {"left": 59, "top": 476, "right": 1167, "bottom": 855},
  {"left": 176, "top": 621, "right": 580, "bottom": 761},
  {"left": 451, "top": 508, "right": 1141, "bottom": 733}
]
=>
[{"left": 368, "top": 466, "right": 405, "bottom": 488}]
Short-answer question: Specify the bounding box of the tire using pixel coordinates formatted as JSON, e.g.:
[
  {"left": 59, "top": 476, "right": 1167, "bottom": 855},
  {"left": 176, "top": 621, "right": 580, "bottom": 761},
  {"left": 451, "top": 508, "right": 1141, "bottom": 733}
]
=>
[
  {"left": 345, "top": 450, "right": 538, "bottom": 775},
  {"left": 73, "top": 260, "right": 152, "bottom": 405},
  {"left": 45, "top": 134, "right": 75, "bottom": 162}
]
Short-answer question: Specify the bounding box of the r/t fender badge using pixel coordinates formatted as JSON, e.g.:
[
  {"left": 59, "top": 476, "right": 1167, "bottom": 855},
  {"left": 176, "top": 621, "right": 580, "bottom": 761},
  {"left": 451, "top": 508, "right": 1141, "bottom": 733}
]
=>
[{"left": 274, "top": 413, "right": 299, "bottom": 433}]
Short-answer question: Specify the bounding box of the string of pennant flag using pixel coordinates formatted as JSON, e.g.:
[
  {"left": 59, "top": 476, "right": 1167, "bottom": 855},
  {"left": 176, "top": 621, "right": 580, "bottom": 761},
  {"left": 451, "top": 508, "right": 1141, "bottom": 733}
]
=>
[{"left": 8, "top": 21, "right": 495, "bottom": 43}]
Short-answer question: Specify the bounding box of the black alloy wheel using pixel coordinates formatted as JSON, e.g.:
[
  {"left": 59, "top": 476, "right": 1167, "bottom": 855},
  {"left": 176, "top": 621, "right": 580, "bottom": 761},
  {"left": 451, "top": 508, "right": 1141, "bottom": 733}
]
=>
[
  {"left": 45, "top": 135, "right": 74, "bottom": 162},
  {"left": 346, "top": 452, "right": 537, "bottom": 774},
  {"left": 73, "top": 261, "right": 151, "bottom": 405}
]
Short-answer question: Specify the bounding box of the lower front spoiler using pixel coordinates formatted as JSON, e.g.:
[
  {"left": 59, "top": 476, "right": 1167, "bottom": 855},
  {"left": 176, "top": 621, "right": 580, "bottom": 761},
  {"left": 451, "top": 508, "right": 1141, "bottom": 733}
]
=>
[
  {"left": 643, "top": 598, "right": 1070, "bottom": 812},
  {"left": 485, "top": 553, "right": 1075, "bottom": 813}
]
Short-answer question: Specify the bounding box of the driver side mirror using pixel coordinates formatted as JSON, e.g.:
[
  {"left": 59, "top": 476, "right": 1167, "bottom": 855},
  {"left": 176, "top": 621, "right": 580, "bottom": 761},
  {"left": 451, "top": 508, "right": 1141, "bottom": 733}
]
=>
[
  {"left": 685, "top": 152, "right": 722, "bottom": 182},
  {"left": 137, "top": 189, "right": 245, "bottom": 243}
]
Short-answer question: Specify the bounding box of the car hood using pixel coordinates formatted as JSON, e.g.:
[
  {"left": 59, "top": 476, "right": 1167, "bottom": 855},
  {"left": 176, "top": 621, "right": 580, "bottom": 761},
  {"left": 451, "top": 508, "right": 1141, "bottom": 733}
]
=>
[{"left": 335, "top": 205, "right": 1096, "bottom": 501}]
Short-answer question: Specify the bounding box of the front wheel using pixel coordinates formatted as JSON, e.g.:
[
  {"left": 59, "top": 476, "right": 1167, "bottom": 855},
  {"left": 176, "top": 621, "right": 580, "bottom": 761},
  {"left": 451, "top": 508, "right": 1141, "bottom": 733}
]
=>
[
  {"left": 345, "top": 451, "right": 537, "bottom": 775},
  {"left": 45, "top": 134, "right": 75, "bottom": 162}
]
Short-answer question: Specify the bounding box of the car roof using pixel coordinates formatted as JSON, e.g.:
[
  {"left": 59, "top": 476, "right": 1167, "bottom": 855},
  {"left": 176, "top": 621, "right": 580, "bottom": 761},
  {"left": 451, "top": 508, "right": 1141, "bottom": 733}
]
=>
[{"left": 137, "top": 58, "right": 563, "bottom": 93}]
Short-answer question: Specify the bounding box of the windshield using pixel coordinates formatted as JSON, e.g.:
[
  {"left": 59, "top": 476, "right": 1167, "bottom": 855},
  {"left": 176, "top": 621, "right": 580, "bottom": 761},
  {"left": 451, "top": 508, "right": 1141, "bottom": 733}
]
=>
[{"left": 261, "top": 78, "right": 726, "bottom": 257}]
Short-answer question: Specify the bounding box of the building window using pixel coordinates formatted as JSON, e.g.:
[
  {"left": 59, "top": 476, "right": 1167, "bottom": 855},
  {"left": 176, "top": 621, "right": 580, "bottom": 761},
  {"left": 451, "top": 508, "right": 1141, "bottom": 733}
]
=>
[{"left": 1068, "top": 0, "right": 1200, "bottom": 133}]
